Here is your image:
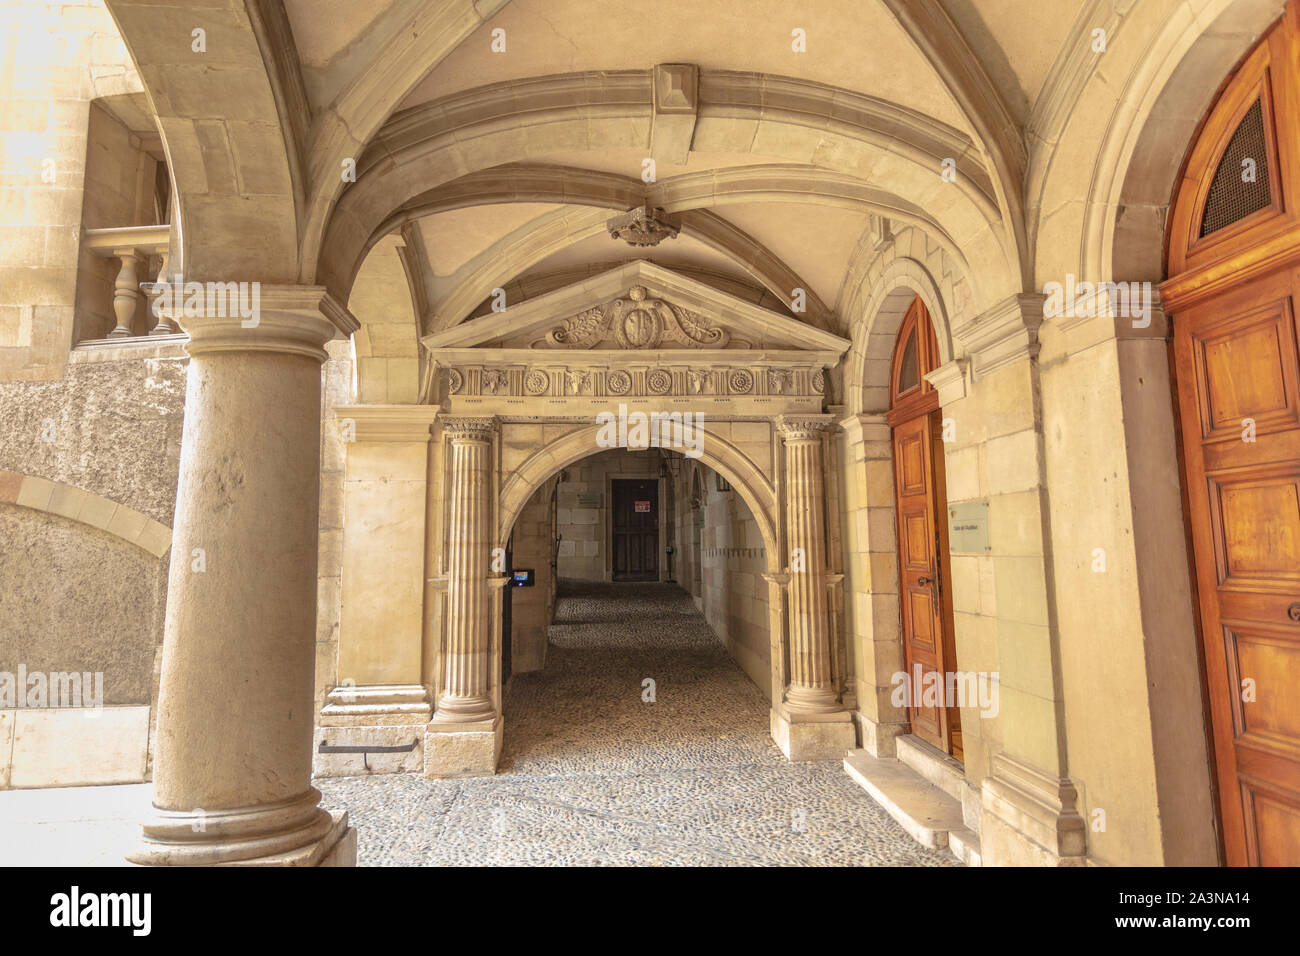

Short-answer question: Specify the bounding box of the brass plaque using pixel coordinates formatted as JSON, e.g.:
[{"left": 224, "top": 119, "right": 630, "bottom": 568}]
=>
[
  {"left": 577, "top": 493, "right": 602, "bottom": 508},
  {"left": 948, "top": 500, "right": 990, "bottom": 553}
]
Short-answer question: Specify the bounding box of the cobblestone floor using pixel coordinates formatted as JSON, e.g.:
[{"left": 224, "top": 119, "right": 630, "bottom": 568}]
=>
[{"left": 318, "top": 581, "right": 957, "bottom": 866}]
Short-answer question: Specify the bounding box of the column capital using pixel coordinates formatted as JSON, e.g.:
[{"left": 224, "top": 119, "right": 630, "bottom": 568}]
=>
[
  {"left": 775, "top": 413, "right": 836, "bottom": 442},
  {"left": 172, "top": 283, "right": 358, "bottom": 361},
  {"left": 440, "top": 416, "right": 497, "bottom": 443}
]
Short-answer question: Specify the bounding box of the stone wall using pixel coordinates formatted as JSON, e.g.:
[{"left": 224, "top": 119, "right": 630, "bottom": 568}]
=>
[
  {"left": 691, "top": 464, "right": 770, "bottom": 694},
  {"left": 0, "top": 0, "right": 143, "bottom": 378},
  {"left": 508, "top": 476, "right": 558, "bottom": 674},
  {"left": 0, "top": 345, "right": 185, "bottom": 787}
]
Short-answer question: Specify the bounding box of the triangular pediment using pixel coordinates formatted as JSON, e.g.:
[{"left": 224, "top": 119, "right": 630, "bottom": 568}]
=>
[{"left": 422, "top": 260, "right": 849, "bottom": 360}]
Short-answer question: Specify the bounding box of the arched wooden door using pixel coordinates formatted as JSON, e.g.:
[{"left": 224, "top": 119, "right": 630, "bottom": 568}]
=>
[
  {"left": 1161, "top": 1, "right": 1300, "bottom": 866},
  {"left": 887, "top": 298, "right": 962, "bottom": 761}
]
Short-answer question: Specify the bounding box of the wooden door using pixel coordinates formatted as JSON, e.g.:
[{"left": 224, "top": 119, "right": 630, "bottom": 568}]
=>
[
  {"left": 1163, "top": 1, "right": 1300, "bottom": 864},
  {"left": 888, "top": 299, "right": 962, "bottom": 760},
  {"left": 1173, "top": 265, "right": 1300, "bottom": 866},
  {"left": 892, "top": 413, "right": 962, "bottom": 758},
  {"left": 612, "top": 479, "right": 659, "bottom": 581}
]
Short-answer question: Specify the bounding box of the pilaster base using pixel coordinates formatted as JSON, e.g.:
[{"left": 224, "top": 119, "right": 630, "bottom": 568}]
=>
[
  {"left": 979, "top": 752, "right": 1088, "bottom": 866},
  {"left": 771, "top": 708, "right": 856, "bottom": 761},
  {"left": 852, "top": 711, "right": 907, "bottom": 757},
  {"left": 423, "top": 715, "right": 503, "bottom": 778},
  {"left": 315, "top": 684, "right": 431, "bottom": 777}
]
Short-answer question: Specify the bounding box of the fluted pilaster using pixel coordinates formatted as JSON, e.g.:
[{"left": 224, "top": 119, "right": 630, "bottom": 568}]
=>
[
  {"left": 436, "top": 417, "right": 497, "bottom": 721},
  {"left": 777, "top": 415, "right": 840, "bottom": 714}
]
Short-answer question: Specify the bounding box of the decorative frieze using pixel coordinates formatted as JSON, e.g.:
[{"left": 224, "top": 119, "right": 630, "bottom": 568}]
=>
[{"left": 436, "top": 363, "right": 832, "bottom": 400}]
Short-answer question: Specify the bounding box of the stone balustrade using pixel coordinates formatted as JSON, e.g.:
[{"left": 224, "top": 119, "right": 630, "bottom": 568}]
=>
[{"left": 82, "top": 225, "right": 174, "bottom": 339}]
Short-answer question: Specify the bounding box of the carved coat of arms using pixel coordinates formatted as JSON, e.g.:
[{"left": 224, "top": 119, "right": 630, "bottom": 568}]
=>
[{"left": 544, "top": 286, "right": 730, "bottom": 350}]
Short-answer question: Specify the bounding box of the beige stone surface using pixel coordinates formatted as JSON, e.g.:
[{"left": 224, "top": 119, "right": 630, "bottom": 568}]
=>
[
  {"left": 10, "top": 706, "right": 149, "bottom": 788},
  {"left": 0, "top": 0, "right": 1278, "bottom": 868}
]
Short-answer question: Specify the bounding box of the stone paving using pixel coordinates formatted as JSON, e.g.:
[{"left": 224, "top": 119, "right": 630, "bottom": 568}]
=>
[{"left": 319, "top": 581, "right": 957, "bottom": 867}]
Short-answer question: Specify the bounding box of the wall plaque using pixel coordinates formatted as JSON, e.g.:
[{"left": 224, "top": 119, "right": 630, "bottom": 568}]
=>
[
  {"left": 577, "top": 493, "right": 602, "bottom": 508},
  {"left": 948, "top": 500, "right": 991, "bottom": 553}
]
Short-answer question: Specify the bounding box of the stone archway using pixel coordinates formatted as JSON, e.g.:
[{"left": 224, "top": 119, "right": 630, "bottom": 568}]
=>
[
  {"left": 416, "top": 260, "right": 860, "bottom": 774},
  {"left": 845, "top": 256, "right": 957, "bottom": 417},
  {"left": 499, "top": 422, "right": 779, "bottom": 567}
]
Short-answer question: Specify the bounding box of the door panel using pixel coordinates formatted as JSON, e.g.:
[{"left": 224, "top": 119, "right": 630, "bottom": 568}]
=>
[
  {"left": 893, "top": 413, "right": 956, "bottom": 754},
  {"left": 612, "top": 479, "right": 659, "bottom": 581},
  {"left": 1175, "top": 264, "right": 1300, "bottom": 865}
]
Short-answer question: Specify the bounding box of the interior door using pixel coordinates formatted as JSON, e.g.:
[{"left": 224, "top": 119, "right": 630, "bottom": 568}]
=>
[
  {"left": 612, "top": 479, "right": 659, "bottom": 581},
  {"left": 1174, "top": 264, "right": 1300, "bottom": 865},
  {"left": 893, "top": 411, "right": 962, "bottom": 759}
]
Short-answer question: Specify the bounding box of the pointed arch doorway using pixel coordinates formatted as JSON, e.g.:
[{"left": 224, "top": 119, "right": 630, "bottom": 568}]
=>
[{"left": 887, "top": 297, "right": 963, "bottom": 761}]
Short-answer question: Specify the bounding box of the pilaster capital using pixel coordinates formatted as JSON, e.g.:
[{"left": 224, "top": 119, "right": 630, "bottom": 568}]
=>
[
  {"left": 952, "top": 293, "right": 1044, "bottom": 377},
  {"left": 1055, "top": 282, "right": 1168, "bottom": 355},
  {"left": 837, "top": 412, "right": 890, "bottom": 446},
  {"left": 761, "top": 571, "right": 791, "bottom": 589},
  {"left": 775, "top": 413, "right": 836, "bottom": 443},
  {"left": 175, "top": 283, "right": 358, "bottom": 362},
  {"left": 440, "top": 416, "right": 497, "bottom": 443},
  {"left": 333, "top": 405, "right": 438, "bottom": 443},
  {"left": 923, "top": 358, "right": 969, "bottom": 405}
]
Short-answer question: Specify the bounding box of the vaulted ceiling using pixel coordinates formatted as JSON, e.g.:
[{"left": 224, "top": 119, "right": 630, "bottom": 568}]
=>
[{"left": 106, "top": 0, "right": 1113, "bottom": 361}]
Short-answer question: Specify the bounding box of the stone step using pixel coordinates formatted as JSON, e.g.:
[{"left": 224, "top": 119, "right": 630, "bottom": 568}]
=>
[
  {"left": 843, "top": 749, "right": 966, "bottom": 853},
  {"left": 948, "top": 826, "right": 982, "bottom": 866},
  {"left": 896, "top": 734, "right": 967, "bottom": 803}
]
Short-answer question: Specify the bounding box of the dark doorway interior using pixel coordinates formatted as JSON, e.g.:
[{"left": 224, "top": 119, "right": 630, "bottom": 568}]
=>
[{"left": 612, "top": 478, "right": 659, "bottom": 581}]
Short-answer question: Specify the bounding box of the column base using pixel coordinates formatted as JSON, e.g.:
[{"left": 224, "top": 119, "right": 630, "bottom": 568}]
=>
[
  {"left": 127, "top": 793, "right": 356, "bottom": 867},
  {"left": 979, "top": 752, "right": 1088, "bottom": 866},
  {"left": 424, "top": 715, "right": 502, "bottom": 778},
  {"left": 770, "top": 708, "right": 856, "bottom": 761}
]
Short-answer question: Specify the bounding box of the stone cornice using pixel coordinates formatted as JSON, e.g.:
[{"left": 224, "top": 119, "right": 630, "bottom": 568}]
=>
[
  {"left": 333, "top": 405, "right": 439, "bottom": 443},
  {"left": 952, "top": 293, "right": 1044, "bottom": 376},
  {"left": 422, "top": 260, "right": 850, "bottom": 359}
]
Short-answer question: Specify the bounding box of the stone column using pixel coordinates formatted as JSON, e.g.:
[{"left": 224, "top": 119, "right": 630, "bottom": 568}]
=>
[
  {"left": 771, "top": 415, "right": 856, "bottom": 760},
  {"left": 128, "top": 285, "right": 359, "bottom": 866},
  {"left": 425, "top": 417, "right": 503, "bottom": 777}
]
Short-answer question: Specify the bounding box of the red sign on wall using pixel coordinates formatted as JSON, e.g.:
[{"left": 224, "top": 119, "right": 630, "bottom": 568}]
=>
[{"left": 634, "top": 500, "right": 651, "bottom": 513}]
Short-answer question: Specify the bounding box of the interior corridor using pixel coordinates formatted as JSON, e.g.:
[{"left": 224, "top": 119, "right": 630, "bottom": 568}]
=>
[{"left": 316, "top": 582, "right": 955, "bottom": 866}]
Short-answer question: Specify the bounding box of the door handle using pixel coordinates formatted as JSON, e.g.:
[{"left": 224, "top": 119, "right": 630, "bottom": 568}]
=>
[{"left": 919, "top": 566, "right": 942, "bottom": 616}]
